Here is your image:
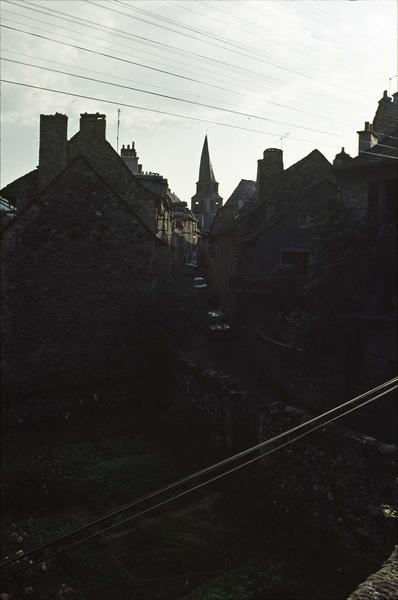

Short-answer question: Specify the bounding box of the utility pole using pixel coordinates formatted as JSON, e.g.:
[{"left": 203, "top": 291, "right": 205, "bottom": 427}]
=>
[{"left": 116, "top": 108, "right": 121, "bottom": 153}]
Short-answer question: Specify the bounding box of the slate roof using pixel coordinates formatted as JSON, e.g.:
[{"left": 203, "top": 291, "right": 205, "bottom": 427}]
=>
[
  {"left": 1, "top": 121, "right": 168, "bottom": 212},
  {"left": 338, "top": 128, "right": 398, "bottom": 171},
  {"left": 1, "top": 155, "right": 168, "bottom": 245},
  {"left": 198, "top": 135, "right": 216, "bottom": 183},
  {"left": 0, "top": 169, "right": 38, "bottom": 205},
  {"left": 211, "top": 179, "right": 256, "bottom": 236},
  {"left": 237, "top": 149, "right": 332, "bottom": 242},
  {"left": 242, "top": 176, "right": 337, "bottom": 246}
]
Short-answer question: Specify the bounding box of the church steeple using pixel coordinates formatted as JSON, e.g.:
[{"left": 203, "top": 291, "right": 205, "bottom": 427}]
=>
[
  {"left": 199, "top": 135, "right": 216, "bottom": 183},
  {"left": 191, "top": 135, "right": 223, "bottom": 231}
]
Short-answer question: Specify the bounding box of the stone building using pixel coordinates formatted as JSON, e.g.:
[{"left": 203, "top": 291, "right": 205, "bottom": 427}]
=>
[
  {"left": 170, "top": 198, "right": 198, "bottom": 267},
  {"left": 191, "top": 135, "right": 223, "bottom": 232},
  {"left": 209, "top": 147, "right": 336, "bottom": 318},
  {"left": 120, "top": 141, "right": 173, "bottom": 243},
  {"left": 1, "top": 112, "right": 173, "bottom": 398},
  {"left": 209, "top": 90, "right": 397, "bottom": 412},
  {"left": 208, "top": 179, "right": 256, "bottom": 308},
  {"left": 120, "top": 140, "right": 198, "bottom": 265},
  {"left": 332, "top": 90, "right": 397, "bottom": 392}
]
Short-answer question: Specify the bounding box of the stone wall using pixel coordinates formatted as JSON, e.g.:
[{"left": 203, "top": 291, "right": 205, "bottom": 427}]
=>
[
  {"left": 173, "top": 359, "right": 397, "bottom": 575},
  {"left": 1, "top": 158, "right": 162, "bottom": 401},
  {"left": 347, "top": 546, "right": 397, "bottom": 600}
]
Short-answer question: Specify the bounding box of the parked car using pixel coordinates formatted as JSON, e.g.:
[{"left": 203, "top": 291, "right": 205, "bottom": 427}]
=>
[
  {"left": 193, "top": 276, "right": 207, "bottom": 290},
  {"left": 207, "top": 310, "right": 233, "bottom": 339}
]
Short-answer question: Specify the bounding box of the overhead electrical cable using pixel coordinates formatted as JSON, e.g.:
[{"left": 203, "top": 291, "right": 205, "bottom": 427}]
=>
[
  {"left": 1, "top": 25, "right": 356, "bottom": 136},
  {"left": 2, "top": 48, "right": 275, "bottom": 107},
  {"left": 113, "top": 0, "right": 328, "bottom": 72},
  {"left": 5, "top": 0, "right": 287, "bottom": 86},
  {"left": 116, "top": 0, "right": 344, "bottom": 78},
  {"left": 93, "top": 0, "right": 364, "bottom": 97},
  {"left": 1, "top": 378, "right": 396, "bottom": 580},
  {"left": 4, "top": 0, "right": 356, "bottom": 124},
  {"left": 1, "top": 24, "right": 285, "bottom": 94},
  {"left": 3, "top": 2, "right": 287, "bottom": 94},
  {"left": 1, "top": 11, "right": 249, "bottom": 89},
  {"left": 1, "top": 58, "right": 342, "bottom": 137},
  {"left": 172, "top": 0, "right": 355, "bottom": 72},
  {"left": 0, "top": 78, "right": 340, "bottom": 147}
]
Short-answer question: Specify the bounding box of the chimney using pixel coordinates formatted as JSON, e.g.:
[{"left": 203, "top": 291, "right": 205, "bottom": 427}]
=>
[
  {"left": 379, "top": 90, "right": 391, "bottom": 104},
  {"left": 121, "top": 141, "right": 139, "bottom": 174},
  {"left": 333, "top": 147, "right": 352, "bottom": 167},
  {"left": 256, "top": 148, "right": 283, "bottom": 202},
  {"left": 79, "top": 112, "right": 106, "bottom": 139},
  {"left": 357, "top": 121, "right": 378, "bottom": 155},
  {"left": 38, "top": 113, "right": 68, "bottom": 191}
]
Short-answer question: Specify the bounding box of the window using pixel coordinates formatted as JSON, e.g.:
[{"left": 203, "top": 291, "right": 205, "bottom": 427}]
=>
[{"left": 298, "top": 214, "right": 310, "bottom": 228}]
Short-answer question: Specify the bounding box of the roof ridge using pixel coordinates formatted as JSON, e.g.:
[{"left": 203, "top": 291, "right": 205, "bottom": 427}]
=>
[{"left": 1, "top": 155, "right": 166, "bottom": 244}]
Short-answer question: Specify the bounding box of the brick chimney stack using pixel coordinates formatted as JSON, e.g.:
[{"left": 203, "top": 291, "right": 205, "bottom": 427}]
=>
[
  {"left": 121, "top": 141, "right": 141, "bottom": 174},
  {"left": 256, "top": 148, "right": 283, "bottom": 204},
  {"left": 79, "top": 112, "right": 106, "bottom": 138},
  {"left": 38, "top": 113, "right": 68, "bottom": 191},
  {"left": 357, "top": 121, "right": 378, "bottom": 155}
]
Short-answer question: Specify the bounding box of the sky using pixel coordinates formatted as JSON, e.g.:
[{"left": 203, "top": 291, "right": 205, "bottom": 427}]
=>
[{"left": 1, "top": 0, "right": 397, "bottom": 204}]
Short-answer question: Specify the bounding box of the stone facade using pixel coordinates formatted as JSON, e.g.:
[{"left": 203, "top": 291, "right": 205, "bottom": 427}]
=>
[
  {"left": 1, "top": 113, "right": 173, "bottom": 398},
  {"left": 170, "top": 200, "right": 198, "bottom": 266},
  {"left": 347, "top": 546, "right": 397, "bottom": 600},
  {"left": 209, "top": 148, "right": 335, "bottom": 315},
  {"left": 120, "top": 140, "right": 198, "bottom": 255},
  {"left": 209, "top": 179, "right": 256, "bottom": 308}
]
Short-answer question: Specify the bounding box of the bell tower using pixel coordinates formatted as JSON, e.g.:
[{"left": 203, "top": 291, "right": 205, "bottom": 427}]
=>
[{"left": 191, "top": 136, "right": 223, "bottom": 231}]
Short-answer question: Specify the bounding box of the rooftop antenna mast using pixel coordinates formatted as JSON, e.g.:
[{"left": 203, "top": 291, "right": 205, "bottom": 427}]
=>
[{"left": 116, "top": 108, "right": 121, "bottom": 152}]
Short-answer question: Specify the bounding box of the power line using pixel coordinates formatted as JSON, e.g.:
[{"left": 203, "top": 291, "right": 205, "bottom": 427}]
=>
[
  {"left": 0, "top": 78, "right": 339, "bottom": 146},
  {"left": 2, "top": 23, "right": 281, "bottom": 97},
  {"left": 94, "top": 0, "right": 364, "bottom": 97},
  {"left": 2, "top": 378, "right": 396, "bottom": 580},
  {"left": 188, "top": 0, "right": 357, "bottom": 69},
  {"left": 3, "top": 1, "right": 356, "bottom": 124},
  {"left": 4, "top": 1, "right": 286, "bottom": 92},
  {"left": 1, "top": 57, "right": 342, "bottom": 137},
  {"left": 1, "top": 48, "right": 266, "bottom": 108},
  {"left": 3, "top": 376, "right": 394, "bottom": 572},
  {"left": 4, "top": 0, "right": 286, "bottom": 86},
  {"left": 3, "top": 379, "right": 396, "bottom": 576},
  {"left": 1, "top": 11, "right": 245, "bottom": 90}
]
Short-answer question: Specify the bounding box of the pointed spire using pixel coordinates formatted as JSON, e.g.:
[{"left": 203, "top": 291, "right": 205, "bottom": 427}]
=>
[{"left": 198, "top": 135, "right": 216, "bottom": 183}]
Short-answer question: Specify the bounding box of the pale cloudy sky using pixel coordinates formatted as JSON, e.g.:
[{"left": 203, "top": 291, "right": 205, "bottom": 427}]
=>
[{"left": 1, "top": 0, "right": 397, "bottom": 203}]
